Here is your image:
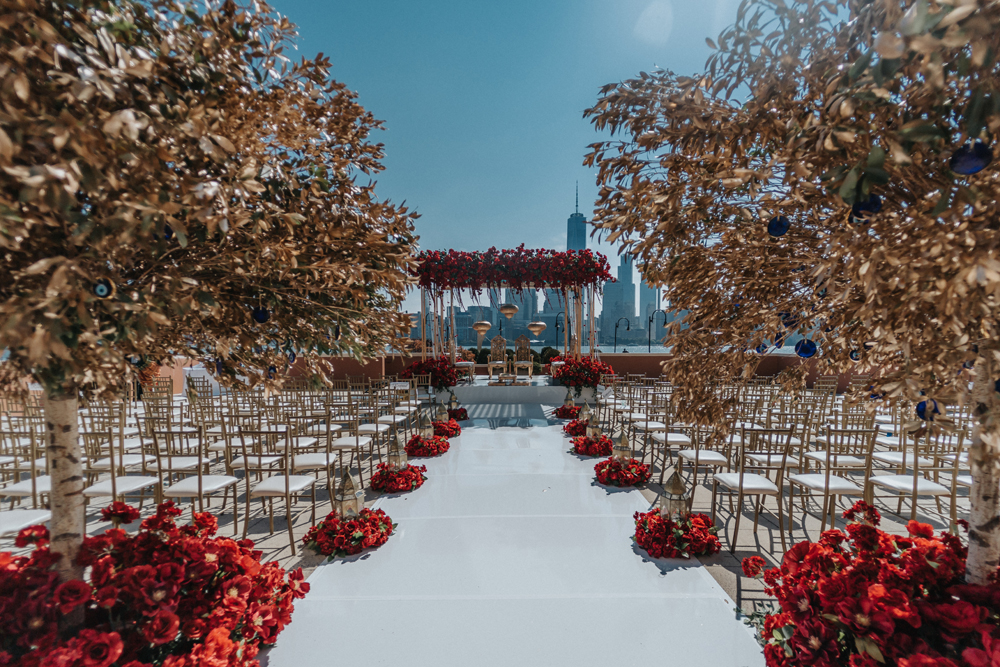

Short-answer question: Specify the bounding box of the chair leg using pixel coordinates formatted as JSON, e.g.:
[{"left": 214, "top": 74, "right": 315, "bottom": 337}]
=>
[
  {"left": 788, "top": 482, "right": 796, "bottom": 541},
  {"left": 231, "top": 486, "right": 239, "bottom": 537},
  {"left": 776, "top": 491, "right": 787, "bottom": 552},
  {"left": 286, "top": 495, "right": 297, "bottom": 556},
  {"left": 729, "top": 490, "right": 744, "bottom": 554}
]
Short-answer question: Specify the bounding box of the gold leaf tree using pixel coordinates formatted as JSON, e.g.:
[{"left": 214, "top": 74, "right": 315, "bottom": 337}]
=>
[
  {"left": 586, "top": 0, "right": 1000, "bottom": 581},
  {"left": 0, "top": 0, "right": 416, "bottom": 579}
]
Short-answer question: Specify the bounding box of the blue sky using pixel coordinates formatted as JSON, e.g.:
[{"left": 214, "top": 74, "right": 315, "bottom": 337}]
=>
[{"left": 268, "top": 0, "right": 743, "bottom": 309}]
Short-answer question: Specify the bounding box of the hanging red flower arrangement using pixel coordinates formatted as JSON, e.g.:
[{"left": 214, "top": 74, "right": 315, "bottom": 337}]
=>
[
  {"left": 633, "top": 510, "right": 721, "bottom": 559},
  {"left": 303, "top": 508, "right": 396, "bottom": 559},
  {"left": 563, "top": 418, "right": 588, "bottom": 437},
  {"left": 405, "top": 434, "right": 451, "bottom": 457},
  {"left": 413, "top": 245, "right": 613, "bottom": 291},
  {"left": 433, "top": 418, "right": 462, "bottom": 438},
  {"left": 448, "top": 407, "right": 469, "bottom": 421},
  {"left": 370, "top": 462, "right": 428, "bottom": 493},
  {"left": 554, "top": 404, "right": 581, "bottom": 419},
  {"left": 571, "top": 434, "right": 614, "bottom": 456},
  {"left": 594, "top": 457, "right": 651, "bottom": 487},
  {"left": 743, "top": 500, "right": 998, "bottom": 667}
]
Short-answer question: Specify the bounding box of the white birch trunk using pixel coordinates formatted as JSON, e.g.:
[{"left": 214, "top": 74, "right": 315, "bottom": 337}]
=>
[
  {"left": 43, "top": 392, "right": 85, "bottom": 583},
  {"left": 968, "top": 357, "right": 1000, "bottom": 585}
]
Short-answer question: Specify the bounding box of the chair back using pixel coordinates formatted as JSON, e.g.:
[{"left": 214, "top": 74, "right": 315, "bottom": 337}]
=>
[
  {"left": 736, "top": 426, "right": 795, "bottom": 485},
  {"left": 489, "top": 336, "right": 507, "bottom": 363}
]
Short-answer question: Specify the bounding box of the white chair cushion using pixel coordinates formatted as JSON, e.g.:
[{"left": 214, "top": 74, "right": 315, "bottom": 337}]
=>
[
  {"left": 633, "top": 421, "right": 667, "bottom": 432},
  {"left": 868, "top": 474, "right": 950, "bottom": 495},
  {"left": 957, "top": 474, "right": 972, "bottom": 488},
  {"left": 250, "top": 475, "right": 317, "bottom": 497},
  {"left": 872, "top": 452, "right": 934, "bottom": 467},
  {"left": 746, "top": 453, "right": 788, "bottom": 466},
  {"left": 147, "top": 456, "right": 206, "bottom": 471},
  {"left": 163, "top": 475, "right": 238, "bottom": 497},
  {"left": 89, "top": 454, "right": 156, "bottom": 470},
  {"left": 788, "top": 473, "right": 859, "bottom": 493},
  {"left": 0, "top": 476, "right": 50, "bottom": 497},
  {"left": 121, "top": 438, "right": 144, "bottom": 451},
  {"left": 803, "top": 452, "right": 866, "bottom": 467},
  {"left": 230, "top": 455, "right": 281, "bottom": 469},
  {"left": 0, "top": 509, "right": 51, "bottom": 537},
  {"left": 358, "top": 423, "right": 391, "bottom": 434},
  {"left": 14, "top": 458, "right": 47, "bottom": 471},
  {"left": 377, "top": 415, "right": 408, "bottom": 425},
  {"left": 650, "top": 432, "right": 692, "bottom": 446},
  {"left": 713, "top": 472, "right": 779, "bottom": 494},
  {"left": 875, "top": 435, "right": 903, "bottom": 448},
  {"left": 290, "top": 437, "right": 319, "bottom": 449},
  {"left": 84, "top": 476, "right": 159, "bottom": 497},
  {"left": 292, "top": 453, "right": 335, "bottom": 470},
  {"left": 678, "top": 449, "right": 727, "bottom": 465}
]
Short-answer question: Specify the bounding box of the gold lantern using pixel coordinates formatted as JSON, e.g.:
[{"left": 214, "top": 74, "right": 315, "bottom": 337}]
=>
[
  {"left": 613, "top": 430, "right": 631, "bottom": 461},
  {"left": 335, "top": 472, "right": 365, "bottom": 517},
  {"left": 499, "top": 303, "right": 519, "bottom": 320},
  {"left": 388, "top": 433, "right": 408, "bottom": 470},
  {"left": 473, "top": 320, "right": 492, "bottom": 351},
  {"left": 660, "top": 469, "right": 691, "bottom": 520},
  {"left": 527, "top": 321, "right": 547, "bottom": 337},
  {"left": 563, "top": 389, "right": 575, "bottom": 407},
  {"left": 448, "top": 392, "right": 460, "bottom": 411},
  {"left": 586, "top": 411, "right": 601, "bottom": 438},
  {"left": 418, "top": 411, "right": 434, "bottom": 439},
  {"left": 435, "top": 399, "right": 448, "bottom": 421},
  {"left": 579, "top": 403, "right": 591, "bottom": 421}
]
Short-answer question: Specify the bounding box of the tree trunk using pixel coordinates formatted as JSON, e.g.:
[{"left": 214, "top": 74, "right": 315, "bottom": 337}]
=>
[
  {"left": 967, "top": 357, "right": 1000, "bottom": 585},
  {"left": 43, "top": 391, "right": 85, "bottom": 583}
]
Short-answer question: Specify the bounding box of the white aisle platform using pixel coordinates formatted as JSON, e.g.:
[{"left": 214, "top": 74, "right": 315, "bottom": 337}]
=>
[{"left": 267, "top": 404, "right": 764, "bottom": 667}]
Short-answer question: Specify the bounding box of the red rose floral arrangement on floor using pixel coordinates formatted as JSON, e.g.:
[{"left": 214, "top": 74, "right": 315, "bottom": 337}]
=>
[
  {"left": 405, "top": 434, "right": 451, "bottom": 457},
  {"left": 633, "top": 510, "right": 721, "bottom": 559},
  {"left": 551, "top": 356, "right": 614, "bottom": 394},
  {"left": 594, "top": 457, "right": 651, "bottom": 487},
  {"left": 554, "top": 404, "right": 581, "bottom": 420},
  {"left": 447, "top": 407, "right": 468, "bottom": 421},
  {"left": 563, "top": 418, "right": 588, "bottom": 437},
  {"left": 571, "top": 434, "right": 614, "bottom": 457},
  {"left": 742, "top": 500, "right": 999, "bottom": 667},
  {"left": 303, "top": 508, "right": 396, "bottom": 560},
  {"left": 0, "top": 501, "right": 309, "bottom": 667},
  {"left": 370, "top": 462, "right": 427, "bottom": 493},
  {"left": 433, "top": 419, "right": 462, "bottom": 438},
  {"left": 399, "top": 355, "right": 458, "bottom": 391}
]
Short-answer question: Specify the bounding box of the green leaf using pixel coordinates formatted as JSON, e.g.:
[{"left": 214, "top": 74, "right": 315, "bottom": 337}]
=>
[
  {"left": 867, "top": 146, "right": 886, "bottom": 170},
  {"left": 965, "top": 88, "right": 986, "bottom": 139},
  {"left": 931, "top": 188, "right": 952, "bottom": 216},
  {"left": 863, "top": 167, "right": 890, "bottom": 185},
  {"left": 900, "top": 0, "right": 929, "bottom": 36},
  {"left": 849, "top": 50, "right": 873, "bottom": 81},
  {"left": 898, "top": 123, "right": 944, "bottom": 143},
  {"left": 838, "top": 167, "right": 861, "bottom": 205}
]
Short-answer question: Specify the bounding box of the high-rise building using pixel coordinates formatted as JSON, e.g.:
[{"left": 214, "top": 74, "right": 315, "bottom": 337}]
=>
[
  {"left": 639, "top": 280, "right": 659, "bottom": 329},
  {"left": 567, "top": 183, "right": 587, "bottom": 251},
  {"left": 600, "top": 254, "right": 636, "bottom": 343}
]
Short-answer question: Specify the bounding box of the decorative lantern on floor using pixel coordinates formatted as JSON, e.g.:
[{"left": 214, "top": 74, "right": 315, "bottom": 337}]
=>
[
  {"left": 613, "top": 431, "right": 631, "bottom": 460},
  {"left": 659, "top": 469, "right": 690, "bottom": 521},
  {"left": 419, "top": 411, "right": 434, "bottom": 438},
  {"left": 586, "top": 411, "right": 601, "bottom": 438},
  {"left": 435, "top": 399, "right": 448, "bottom": 421},
  {"left": 473, "top": 321, "right": 492, "bottom": 352},
  {"left": 563, "top": 389, "right": 575, "bottom": 407},
  {"left": 499, "top": 304, "right": 518, "bottom": 320},
  {"left": 448, "top": 392, "right": 460, "bottom": 411},
  {"left": 388, "top": 433, "right": 407, "bottom": 471},
  {"left": 527, "top": 321, "right": 547, "bottom": 338},
  {"left": 335, "top": 472, "right": 365, "bottom": 517},
  {"left": 579, "top": 403, "right": 591, "bottom": 422}
]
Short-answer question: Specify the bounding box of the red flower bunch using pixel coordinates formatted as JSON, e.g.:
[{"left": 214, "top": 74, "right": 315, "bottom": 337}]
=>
[
  {"left": 1, "top": 502, "right": 309, "bottom": 667},
  {"left": 100, "top": 501, "right": 141, "bottom": 525},
  {"left": 633, "top": 511, "right": 721, "bottom": 559},
  {"left": 413, "top": 245, "right": 613, "bottom": 291},
  {"left": 554, "top": 404, "right": 581, "bottom": 419},
  {"left": 399, "top": 356, "right": 458, "bottom": 391},
  {"left": 745, "top": 500, "right": 998, "bottom": 667},
  {"left": 563, "top": 418, "right": 588, "bottom": 437},
  {"left": 303, "top": 508, "right": 396, "bottom": 559},
  {"left": 370, "top": 462, "right": 427, "bottom": 493},
  {"left": 594, "top": 457, "right": 651, "bottom": 487},
  {"left": 552, "top": 356, "right": 614, "bottom": 391},
  {"left": 405, "top": 434, "right": 451, "bottom": 457},
  {"left": 433, "top": 419, "right": 462, "bottom": 438},
  {"left": 571, "top": 435, "right": 614, "bottom": 456},
  {"left": 447, "top": 408, "right": 468, "bottom": 421}
]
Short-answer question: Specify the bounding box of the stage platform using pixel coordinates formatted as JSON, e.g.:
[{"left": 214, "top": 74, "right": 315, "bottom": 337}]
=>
[{"left": 435, "top": 376, "right": 598, "bottom": 405}]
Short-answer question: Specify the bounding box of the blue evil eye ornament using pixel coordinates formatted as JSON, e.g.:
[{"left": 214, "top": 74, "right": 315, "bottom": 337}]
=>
[
  {"left": 916, "top": 399, "right": 940, "bottom": 421},
  {"left": 950, "top": 142, "right": 993, "bottom": 176},
  {"left": 251, "top": 306, "right": 270, "bottom": 324},
  {"left": 288, "top": 350, "right": 297, "bottom": 364},
  {"left": 794, "top": 339, "right": 817, "bottom": 358},
  {"left": 851, "top": 194, "right": 882, "bottom": 224},
  {"left": 92, "top": 278, "right": 115, "bottom": 299},
  {"left": 755, "top": 343, "right": 768, "bottom": 354},
  {"left": 267, "top": 365, "right": 277, "bottom": 379},
  {"left": 849, "top": 350, "right": 861, "bottom": 362},
  {"left": 767, "top": 216, "right": 790, "bottom": 237},
  {"left": 994, "top": 379, "right": 1000, "bottom": 394},
  {"left": 215, "top": 360, "right": 224, "bottom": 375}
]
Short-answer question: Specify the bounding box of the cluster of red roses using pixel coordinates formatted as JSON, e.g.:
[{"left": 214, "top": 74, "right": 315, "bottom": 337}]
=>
[
  {"left": 433, "top": 419, "right": 462, "bottom": 438},
  {"left": 303, "top": 508, "right": 396, "bottom": 559},
  {"left": 413, "top": 245, "right": 613, "bottom": 290},
  {"left": 743, "top": 500, "right": 1000, "bottom": 667},
  {"left": 594, "top": 457, "right": 651, "bottom": 487},
  {"left": 447, "top": 408, "right": 468, "bottom": 421},
  {"left": 100, "top": 501, "right": 141, "bottom": 525},
  {"left": 571, "top": 435, "right": 614, "bottom": 457},
  {"left": 551, "top": 356, "right": 614, "bottom": 390},
  {"left": 405, "top": 434, "right": 451, "bottom": 458},
  {"left": 2, "top": 502, "right": 308, "bottom": 667},
  {"left": 399, "top": 356, "right": 458, "bottom": 391},
  {"left": 554, "top": 404, "right": 581, "bottom": 420},
  {"left": 370, "top": 462, "right": 428, "bottom": 493},
  {"left": 563, "top": 419, "right": 588, "bottom": 437},
  {"left": 633, "top": 510, "right": 721, "bottom": 559}
]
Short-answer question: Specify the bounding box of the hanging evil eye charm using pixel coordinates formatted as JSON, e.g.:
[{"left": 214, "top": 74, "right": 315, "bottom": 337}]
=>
[
  {"left": 267, "top": 365, "right": 277, "bottom": 379},
  {"left": 755, "top": 343, "right": 768, "bottom": 354},
  {"left": 950, "top": 142, "right": 993, "bottom": 176},
  {"left": 288, "top": 350, "right": 297, "bottom": 364},
  {"left": 849, "top": 350, "right": 861, "bottom": 362},
  {"left": 780, "top": 312, "right": 799, "bottom": 329},
  {"left": 92, "top": 278, "right": 115, "bottom": 299},
  {"left": 850, "top": 194, "right": 882, "bottom": 224},
  {"left": 215, "top": 360, "right": 224, "bottom": 375},
  {"left": 767, "top": 215, "right": 790, "bottom": 237},
  {"left": 794, "top": 339, "right": 817, "bottom": 358},
  {"left": 251, "top": 306, "right": 270, "bottom": 324},
  {"left": 916, "top": 399, "right": 940, "bottom": 421}
]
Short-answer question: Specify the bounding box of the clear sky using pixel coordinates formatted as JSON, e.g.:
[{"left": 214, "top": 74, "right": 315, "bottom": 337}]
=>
[{"left": 267, "top": 0, "right": 742, "bottom": 310}]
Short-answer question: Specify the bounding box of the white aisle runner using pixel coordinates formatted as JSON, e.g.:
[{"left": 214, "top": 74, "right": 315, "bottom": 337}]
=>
[{"left": 267, "top": 404, "right": 765, "bottom": 666}]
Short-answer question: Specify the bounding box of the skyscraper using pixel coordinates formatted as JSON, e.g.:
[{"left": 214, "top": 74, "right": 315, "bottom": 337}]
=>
[
  {"left": 600, "top": 254, "right": 636, "bottom": 342},
  {"left": 639, "top": 280, "right": 659, "bottom": 328},
  {"left": 567, "top": 183, "right": 587, "bottom": 251}
]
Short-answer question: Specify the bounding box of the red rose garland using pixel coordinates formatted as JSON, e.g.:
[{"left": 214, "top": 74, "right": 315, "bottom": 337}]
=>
[
  {"left": 370, "top": 462, "right": 428, "bottom": 493},
  {"left": 405, "top": 434, "right": 451, "bottom": 457},
  {"left": 594, "top": 457, "right": 651, "bottom": 487},
  {"left": 563, "top": 418, "right": 588, "bottom": 437},
  {"left": 1, "top": 502, "right": 309, "bottom": 667},
  {"left": 447, "top": 407, "right": 469, "bottom": 421},
  {"left": 433, "top": 419, "right": 462, "bottom": 438},
  {"left": 633, "top": 510, "right": 721, "bottom": 559},
  {"left": 413, "top": 245, "right": 613, "bottom": 291},
  {"left": 304, "top": 508, "right": 396, "bottom": 559},
  {"left": 571, "top": 434, "right": 614, "bottom": 456},
  {"left": 554, "top": 404, "right": 581, "bottom": 419},
  {"left": 743, "top": 500, "right": 999, "bottom": 667},
  {"left": 399, "top": 356, "right": 458, "bottom": 391}
]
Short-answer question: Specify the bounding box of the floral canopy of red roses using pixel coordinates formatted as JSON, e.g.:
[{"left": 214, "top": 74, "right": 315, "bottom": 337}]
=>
[{"left": 413, "top": 245, "right": 614, "bottom": 291}]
